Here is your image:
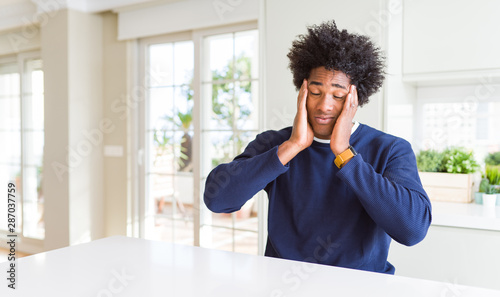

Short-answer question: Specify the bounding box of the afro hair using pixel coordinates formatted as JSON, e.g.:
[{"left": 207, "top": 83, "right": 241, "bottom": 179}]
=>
[{"left": 287, "top": 20, "right": 385, "bottom": 106}]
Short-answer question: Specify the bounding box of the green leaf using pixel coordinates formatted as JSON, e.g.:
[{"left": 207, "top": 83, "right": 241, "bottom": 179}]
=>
[
  {"left": 416, "top": 150, "right": 444, "bottom": 172},
  {"left": 441, "top": 147, "right": 479, "bottom": 174},
  {"left": 485, "top": 165, "right": 500, "bottom": 185},
  {"left": 485, "top": 152, "right": 500, "bottom": 166}
]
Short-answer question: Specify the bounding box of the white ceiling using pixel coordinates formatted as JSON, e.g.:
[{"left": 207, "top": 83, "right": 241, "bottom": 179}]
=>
[
  {"left": 0, "top": 0, "right": 181, "bottom": 14},
  {"left": 0, "top": 0, "right": 182, "bottom": 31}
]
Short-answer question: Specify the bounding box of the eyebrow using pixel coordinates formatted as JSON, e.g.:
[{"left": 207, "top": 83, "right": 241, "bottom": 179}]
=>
[{"left": 309, "top": 81, "right": 348, "bottom": 90}]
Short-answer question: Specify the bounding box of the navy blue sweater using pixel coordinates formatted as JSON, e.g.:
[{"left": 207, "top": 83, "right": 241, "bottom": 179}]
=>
[{"left": 204, "top": 124, "right": 432, "bottom": 274}]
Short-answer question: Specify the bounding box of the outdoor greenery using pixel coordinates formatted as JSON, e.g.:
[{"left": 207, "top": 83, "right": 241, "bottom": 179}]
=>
[
  {"left": 153, "top": 53, "right": 254, "bottom": 170},
  {"left": 416, "top": 147, "right": 479, "bottom": 174},
  {"left": 210, "top": 54, "right": 253, "bottom": 167},
  {"left": 211, "top": 54, "right": 252, "bottom": 129},
  {"left": 153, "top": 84, "right": 193, "bottom": 171}
]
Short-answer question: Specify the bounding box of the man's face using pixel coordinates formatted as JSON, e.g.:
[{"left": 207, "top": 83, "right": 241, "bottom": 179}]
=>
[{"left": 306, "top": 67, "right": 352, "bottom": 140}]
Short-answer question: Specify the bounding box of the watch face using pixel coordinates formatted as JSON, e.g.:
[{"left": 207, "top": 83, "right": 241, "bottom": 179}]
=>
[{"left": 349, "top": 146, "right": 358, "bottom": 155}]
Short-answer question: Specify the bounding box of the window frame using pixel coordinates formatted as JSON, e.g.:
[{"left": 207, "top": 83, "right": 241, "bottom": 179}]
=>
[
  {"left": 135, "top": 21, "right": 267, "bottom": 254},
  {"left": 0, "top": 50, "right": 45, "bottom": 253},
  {"left": 138, "top": 30, "right": 193, "bottom": 241}
]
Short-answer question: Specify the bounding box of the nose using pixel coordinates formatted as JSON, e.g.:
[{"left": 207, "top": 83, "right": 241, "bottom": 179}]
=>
[{"left": 316, "top": 94, "right": 333, "bottom": 113}]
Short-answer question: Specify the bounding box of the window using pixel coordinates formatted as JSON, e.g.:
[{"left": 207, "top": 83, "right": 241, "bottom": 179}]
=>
[
  {"left": 143, "top": 37, "right": 195, "bottom": 244},
  {"left": 0, "top": 54, "right": 44, "bottom": 241},
  {"left": 415, "top": 85, "right": 500, "bottom": 163},
  {"left": 138, "top": 24, "right": 261, "bottom": 254},
  {"left": 199, "top": 29, "right": 260, "bottom": 254}
]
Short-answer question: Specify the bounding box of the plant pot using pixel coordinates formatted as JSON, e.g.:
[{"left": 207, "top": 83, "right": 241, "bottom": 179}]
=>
[
  {"left": 495, "top": 186, "right": 500, "bottom": 206},
  {"left": 419, "top": 172, "right": 474, "bottom": 203},
  {"left": 474, "top": 192, "right": 483, "bottom": 204},
  {"left": 482, "top": 193, "right": 497, "bottom": 208}
]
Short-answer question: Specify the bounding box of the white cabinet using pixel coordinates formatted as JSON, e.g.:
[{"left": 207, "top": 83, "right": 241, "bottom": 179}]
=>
[
  {"left": 403, "top": 0, "right": 500, "bottom": 77},
  {"left": 388, "top": 201, "right": 500, "bottom": 291},
  {"left": 389, "top": 225, "right": 500, "bottom": 291}
]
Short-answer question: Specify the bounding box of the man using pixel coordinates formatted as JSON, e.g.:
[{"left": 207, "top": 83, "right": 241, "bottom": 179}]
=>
[{"left": 204, "top": 20, "right": 431, "bottom": 274}]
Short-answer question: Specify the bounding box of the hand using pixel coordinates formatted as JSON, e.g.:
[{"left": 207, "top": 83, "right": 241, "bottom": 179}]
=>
[
  {"left": 289, "top": 79, "right": 314, "bottom": 151},
  {"left": 277, "top": 79, "right": 314, "bottom": 165},
  {"left": 330, "top": 85, "right": 358, "bottom": 156}
]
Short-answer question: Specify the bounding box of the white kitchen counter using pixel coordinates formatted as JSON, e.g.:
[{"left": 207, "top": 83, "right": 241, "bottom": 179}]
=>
[
  {"left": 431, "top": 201, "right": 500, "bottom": 231},
  {"left": 1, "top": 236, "right": 500, "bottom": 296}
]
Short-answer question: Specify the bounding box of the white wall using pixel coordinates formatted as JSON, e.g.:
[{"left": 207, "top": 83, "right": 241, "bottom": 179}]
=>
[
  {"left": 42, "top": 10, "right": 71, "bottom": 251},
  {"left": 263, "top": 0, "right": 386, "bottom": 131},
  {"left": 117, "top": 0, "right": 259, "bottom": 40},
  {"left": 42, "top": 9, "right": 104, "bottom": 250},
  {"left": 67, "top": 9, "right": 104, "bottom": 244},
  {"left": 102, "top": 12, "right": 129, "bottom": 237},
  {"left": 384, "top": 0, "right": 416, "bottom": 144},
  {"left": 0, "top": 26, "right": 41, "bottom": 56}
]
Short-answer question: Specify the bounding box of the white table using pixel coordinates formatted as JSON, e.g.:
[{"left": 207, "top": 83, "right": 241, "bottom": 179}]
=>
[{"left": 1, "top": 236, "right": 499, "bottom": 297}]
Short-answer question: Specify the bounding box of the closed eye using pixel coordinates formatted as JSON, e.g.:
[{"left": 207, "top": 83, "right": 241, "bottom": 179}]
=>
[{"left": 310, "top": 92, "right": 320, "bottom": 96}]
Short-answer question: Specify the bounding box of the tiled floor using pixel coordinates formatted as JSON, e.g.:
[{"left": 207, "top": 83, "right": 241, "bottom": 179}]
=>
[
  {"left": 0, "top": 203, "right": 260, "bottom": 263},
  {"left": 150, "top": 202, "right": 260, "bottom": 255}
]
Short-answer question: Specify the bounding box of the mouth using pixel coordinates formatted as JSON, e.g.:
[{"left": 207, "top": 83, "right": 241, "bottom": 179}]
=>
[{"left": 314, "top": 116, "right": 334, "bottom": 125}]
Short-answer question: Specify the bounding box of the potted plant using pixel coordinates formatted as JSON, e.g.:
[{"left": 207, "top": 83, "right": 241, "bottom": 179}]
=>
[
  {"left": 485, "top": 152, "right": 500, "bottom": 166},
  {"left": 475, "top": 177, "right": 489, "bottom": 204},
  {"left": 416, "top": 149, "right": 443, "bottom": 172},
  {"left": 417, "top": 147, "right": 479, "bottom": 203},
  {"left": 482, "top": 184, "right": 498, "bottom": 208},
  {"left": 485, "top": 152, "right": 500, "bottom": 205},
  {"left": 482, "top": 165, "right": 500, "bottom": 207}
]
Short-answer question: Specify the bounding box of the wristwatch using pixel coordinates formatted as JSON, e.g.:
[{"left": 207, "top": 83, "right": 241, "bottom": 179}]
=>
[{"left": 334, "top": 146, "right": 357, "bottom": 169}]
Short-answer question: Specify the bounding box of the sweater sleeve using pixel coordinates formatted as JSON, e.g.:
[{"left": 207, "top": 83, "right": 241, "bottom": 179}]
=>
[
  {"left": 204, "top": 132, "right": 289, "bottom": 213},
  {"left": 336, "top": 139, "right": 432, "bottom": 246}
]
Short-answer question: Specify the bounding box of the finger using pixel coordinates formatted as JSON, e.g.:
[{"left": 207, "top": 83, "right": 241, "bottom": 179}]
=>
[
  {"left": 350, "top": 85, "right": 358, "bottom": 109},
  {"left": 298, "top": 79, "right": 308, "bottom": 110},
  {"left": 342, "top": 87, "right": 353, "bottom": 113},
  {"left": 298, "top": 79, "right": 306, "bottom": 109},
  {"left": 344, "top": 85, "right": 357, "bottom": 112}
]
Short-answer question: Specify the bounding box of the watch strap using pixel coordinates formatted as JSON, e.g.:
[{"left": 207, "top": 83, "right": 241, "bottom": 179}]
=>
[{"left": 334, "top": 146, "right": 357, "bottom": 169}]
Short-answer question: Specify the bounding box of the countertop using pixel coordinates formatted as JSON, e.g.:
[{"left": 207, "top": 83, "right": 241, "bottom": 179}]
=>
[
  {"left": 431, "top": 201, "right": 500, "bottom": 231},
  {"left": 1, "top": 236, "right": 500, "bottom": 296}
]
